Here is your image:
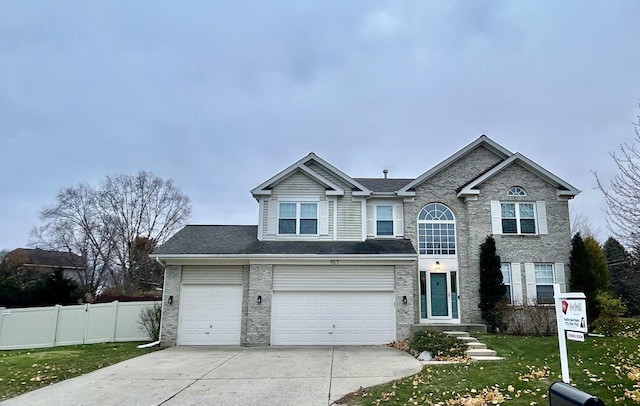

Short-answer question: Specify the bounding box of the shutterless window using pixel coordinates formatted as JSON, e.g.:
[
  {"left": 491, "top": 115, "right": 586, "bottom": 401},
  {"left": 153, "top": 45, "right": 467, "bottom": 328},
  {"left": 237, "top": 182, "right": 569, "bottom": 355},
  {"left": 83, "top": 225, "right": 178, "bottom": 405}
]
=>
[
  {"left": 418, "top": 203, "right": 456, "bottom": 255},
  {"left": 278, "top": 202, "right": 317, "bottom": 235},
  {"left": 501, "top": 263, "right": 512, "bottom": 304},
  {"left": 501, "top": 203, "right": 536, "bottom": 234},
  {"left": 376, "top": 205, "right": 393, "bottom": 236},
  {"left": 534, "top": 264, "right": 554, "bottom": 304},
  {"left": 507, "top": 186, "right": 527, "bottom": 196}
]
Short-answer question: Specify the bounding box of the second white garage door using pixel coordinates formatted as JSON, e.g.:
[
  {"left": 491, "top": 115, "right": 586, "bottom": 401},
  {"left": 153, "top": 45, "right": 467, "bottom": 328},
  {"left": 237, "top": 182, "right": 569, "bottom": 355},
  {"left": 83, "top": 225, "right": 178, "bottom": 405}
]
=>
[
  {"left": 271, "top": 291, "right": 396, "bottom": 345},
  {"left": 270, "top": 265, "right": 396, "bottom": 345}
]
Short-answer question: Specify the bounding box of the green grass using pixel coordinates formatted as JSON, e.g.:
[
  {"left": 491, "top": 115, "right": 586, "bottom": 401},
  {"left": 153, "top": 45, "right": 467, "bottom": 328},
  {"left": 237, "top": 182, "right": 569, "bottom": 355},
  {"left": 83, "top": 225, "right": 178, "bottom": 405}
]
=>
[
  {"left": 0, "top": 342, "right": 158, "bottom": 401},
  {"left": 344, "top": 319, "right": 640, "bottom": 405}
]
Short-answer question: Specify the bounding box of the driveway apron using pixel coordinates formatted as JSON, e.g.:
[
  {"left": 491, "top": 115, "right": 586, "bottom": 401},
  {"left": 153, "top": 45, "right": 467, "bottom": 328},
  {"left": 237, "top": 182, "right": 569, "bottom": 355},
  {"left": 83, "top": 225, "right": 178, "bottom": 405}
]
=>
[{"left": 0, "top": 346, "right": 422, "bottom": 406}]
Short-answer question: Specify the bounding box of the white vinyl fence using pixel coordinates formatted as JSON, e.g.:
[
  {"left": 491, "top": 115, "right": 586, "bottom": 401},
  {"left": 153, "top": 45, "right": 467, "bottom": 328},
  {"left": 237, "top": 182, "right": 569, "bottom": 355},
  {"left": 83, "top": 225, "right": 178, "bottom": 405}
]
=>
[{"left": 0, "top": 301, "right": 160, "bottom": 350}]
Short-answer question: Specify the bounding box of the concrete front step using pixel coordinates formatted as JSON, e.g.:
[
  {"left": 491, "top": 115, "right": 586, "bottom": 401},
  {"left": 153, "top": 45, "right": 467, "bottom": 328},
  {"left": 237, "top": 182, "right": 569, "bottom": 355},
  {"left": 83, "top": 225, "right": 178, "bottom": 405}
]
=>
[
  {"left": 466, "top": 348, "right": 497, "bottom": 357},
  {"left": 443, "top": 331, "right": 470, "bottom": 338},
  {"left": 466, "top": 341, "right": 487, "bottom": 350},
  {"left": 456, "top": 336, "right": 479, "bottom": 343}
]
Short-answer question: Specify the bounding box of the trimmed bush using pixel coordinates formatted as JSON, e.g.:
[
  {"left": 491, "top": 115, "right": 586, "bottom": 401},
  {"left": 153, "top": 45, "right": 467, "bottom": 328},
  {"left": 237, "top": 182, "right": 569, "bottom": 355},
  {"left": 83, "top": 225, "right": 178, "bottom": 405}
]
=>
[{"left": 410, "top": 330, "right": 467, "bottom": 358}]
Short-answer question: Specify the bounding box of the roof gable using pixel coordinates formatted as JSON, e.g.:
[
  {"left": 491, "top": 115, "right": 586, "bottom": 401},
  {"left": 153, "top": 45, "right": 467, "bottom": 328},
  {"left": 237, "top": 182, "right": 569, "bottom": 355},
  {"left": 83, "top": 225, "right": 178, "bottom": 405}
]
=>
[
  {"left": 398, "top": 135, "right": 512, "bottom": 196},
  {"left": 457, "top": 152, "right": 581, "bottom": 200},
  {"left": 251, "top": 153, "right": 371, "bottom": 198}
]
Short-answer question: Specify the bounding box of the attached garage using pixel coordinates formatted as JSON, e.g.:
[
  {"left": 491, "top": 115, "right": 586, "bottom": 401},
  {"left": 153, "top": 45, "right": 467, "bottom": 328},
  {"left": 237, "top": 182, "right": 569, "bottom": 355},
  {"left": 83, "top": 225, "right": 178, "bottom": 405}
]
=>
[
  {"left": 271, "top": 266, "right": 396, "bottom": 345},
  {"left": 177, "top": 268, "right": 243, "bottom": 345}
]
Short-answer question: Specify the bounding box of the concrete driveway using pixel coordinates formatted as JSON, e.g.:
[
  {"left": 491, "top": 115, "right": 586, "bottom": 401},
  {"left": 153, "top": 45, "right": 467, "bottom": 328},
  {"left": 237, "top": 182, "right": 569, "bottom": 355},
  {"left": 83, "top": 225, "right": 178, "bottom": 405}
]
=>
[{"left": 1, "top": 346, "right": 422, "bottom": 406}]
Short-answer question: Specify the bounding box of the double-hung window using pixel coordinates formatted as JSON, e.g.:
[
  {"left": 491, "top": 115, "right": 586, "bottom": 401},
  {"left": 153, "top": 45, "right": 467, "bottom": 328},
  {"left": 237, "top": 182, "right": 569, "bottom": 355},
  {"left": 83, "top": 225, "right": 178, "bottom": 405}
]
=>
[
  {"left": 534, "top": 263, "right": 554, "bottom": 304},
  {"left": 278, "top": 202, "right": 318, "bottom": 235},
  {"left": 501, "top": 202, "right": 536, "bottom": 234},
  {"left": 376, "top": 205, "right": 393, "bottom": 236},
  {"left": 500, "top": 263, "right": 512, "bottom": 304}
]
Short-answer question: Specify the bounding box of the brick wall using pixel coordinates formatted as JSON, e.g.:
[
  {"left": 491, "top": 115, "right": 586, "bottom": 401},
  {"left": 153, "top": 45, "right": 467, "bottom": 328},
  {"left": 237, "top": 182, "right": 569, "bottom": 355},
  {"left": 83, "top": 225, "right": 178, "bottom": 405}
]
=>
[
  {"left": 160, "top": 265, "right": 182, "bottom": 347},
  {"left": 246, "top": 263, "right": 273, "bottom": 346}
]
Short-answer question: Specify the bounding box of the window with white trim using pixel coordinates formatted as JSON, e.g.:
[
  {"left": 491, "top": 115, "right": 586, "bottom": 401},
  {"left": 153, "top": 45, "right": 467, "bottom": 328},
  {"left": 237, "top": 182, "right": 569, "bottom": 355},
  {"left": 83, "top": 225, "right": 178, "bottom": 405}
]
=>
[
  {"left": 507, "top": 186, "right": 527, "bottom": 196},
  {"left": 418, "top": 203, "right": 456, "bottom": 255},
  {"left": 278, "top": 202, "right": 318, "bottom": 235},
  {"left": 376, "top": 205, "right": 393, "bottom": 236},
  {"left": 501, "top": 263, "right": 512, "bottom": 304},
  {"left": 534, "top": 263, "right": 554, "bottom": 304},
  {"left": 501, "top": 202, "right": 536, "bottom": 234}
]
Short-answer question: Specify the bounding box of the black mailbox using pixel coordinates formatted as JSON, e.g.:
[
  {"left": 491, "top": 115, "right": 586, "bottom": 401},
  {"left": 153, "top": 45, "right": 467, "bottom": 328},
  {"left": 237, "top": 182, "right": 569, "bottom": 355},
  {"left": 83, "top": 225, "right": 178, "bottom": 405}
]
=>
[{"left": 549, "top": 381, "right": 605, "bottom": 406}]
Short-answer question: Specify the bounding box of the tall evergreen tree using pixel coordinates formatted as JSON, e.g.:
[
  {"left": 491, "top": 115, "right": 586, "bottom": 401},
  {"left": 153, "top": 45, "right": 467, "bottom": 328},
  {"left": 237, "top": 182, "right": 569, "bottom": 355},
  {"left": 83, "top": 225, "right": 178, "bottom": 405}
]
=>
[
  {"left": 604, "top": 237, "right": 640, "bottom": 315},
  {"left": 570, "top": 233, "right": 599, "bottom": 323},
  {"left": 584, "top": 236, "right": 609, "bottom": 291},
  {"left": 478, "top": 235, "right": 506, "bottom": 332}
]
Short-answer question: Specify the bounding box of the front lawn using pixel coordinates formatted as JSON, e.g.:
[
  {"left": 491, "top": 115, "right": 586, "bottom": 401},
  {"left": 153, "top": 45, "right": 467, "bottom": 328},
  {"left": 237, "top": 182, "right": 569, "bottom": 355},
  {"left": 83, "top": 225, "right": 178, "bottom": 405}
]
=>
[
  {"left": 342, "top": 319, "right": 640, "bottom": 405},
  {"left": 0, "top": 342, "right": 158, "bottom": 401}
]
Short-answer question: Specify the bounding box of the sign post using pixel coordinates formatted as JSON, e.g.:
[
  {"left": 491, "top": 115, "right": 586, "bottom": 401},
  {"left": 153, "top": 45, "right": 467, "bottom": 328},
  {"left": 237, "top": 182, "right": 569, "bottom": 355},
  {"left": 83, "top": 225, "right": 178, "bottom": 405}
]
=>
[{"left": 553, "top": 284, "right": 587, "bottom": 383}]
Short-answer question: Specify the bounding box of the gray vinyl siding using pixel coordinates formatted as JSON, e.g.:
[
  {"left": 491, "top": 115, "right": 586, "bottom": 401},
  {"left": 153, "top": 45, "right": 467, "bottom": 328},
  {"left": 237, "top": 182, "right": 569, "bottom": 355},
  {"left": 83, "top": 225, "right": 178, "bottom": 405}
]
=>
[
  {"left": 306, "top": 161, "right": 364, "bottom": 241},
  {"left": 261, "top": 170, "right": 336, "bottom": 240},
  {"left": 271, "top": 171, "right": 326, "bottom": 195}
]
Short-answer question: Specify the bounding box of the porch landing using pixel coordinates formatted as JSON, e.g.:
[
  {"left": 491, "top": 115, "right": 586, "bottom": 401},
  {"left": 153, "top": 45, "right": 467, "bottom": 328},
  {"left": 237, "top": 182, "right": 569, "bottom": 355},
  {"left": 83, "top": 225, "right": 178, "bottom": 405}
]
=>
[{"left": 411, "top": 323, "right": 487, "bottom": 335}]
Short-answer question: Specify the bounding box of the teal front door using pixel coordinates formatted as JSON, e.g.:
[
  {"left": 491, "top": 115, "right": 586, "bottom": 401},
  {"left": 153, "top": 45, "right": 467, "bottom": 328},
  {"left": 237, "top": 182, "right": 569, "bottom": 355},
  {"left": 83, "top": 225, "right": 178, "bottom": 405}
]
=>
[{"left": 430, "top": 273, "right": 448, "bottom": 317}]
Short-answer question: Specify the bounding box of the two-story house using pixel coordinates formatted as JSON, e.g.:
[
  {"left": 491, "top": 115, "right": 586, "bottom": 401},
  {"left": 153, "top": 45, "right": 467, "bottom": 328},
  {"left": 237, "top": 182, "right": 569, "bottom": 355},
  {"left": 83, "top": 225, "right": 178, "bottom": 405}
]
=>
[{"left": 153, "top": 135, "right": 579, "bottom": 347}]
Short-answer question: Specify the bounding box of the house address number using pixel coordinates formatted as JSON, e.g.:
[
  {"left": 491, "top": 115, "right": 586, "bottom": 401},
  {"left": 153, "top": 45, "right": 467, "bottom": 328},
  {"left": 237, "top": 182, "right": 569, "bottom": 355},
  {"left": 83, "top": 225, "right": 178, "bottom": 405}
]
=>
[{"left": 330, "top": 260, "right": 339, "bottom": 266}]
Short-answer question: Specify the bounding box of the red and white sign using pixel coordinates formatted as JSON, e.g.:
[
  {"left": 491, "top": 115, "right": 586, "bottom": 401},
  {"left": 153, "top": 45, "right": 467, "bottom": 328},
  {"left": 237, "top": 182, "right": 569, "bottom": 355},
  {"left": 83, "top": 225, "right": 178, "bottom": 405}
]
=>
[
  {"left": 567, "top": 331, "right": 585, "bottom": 342},
  {"left": 560, "top": 299, "right": 588, "bottom": 333}
]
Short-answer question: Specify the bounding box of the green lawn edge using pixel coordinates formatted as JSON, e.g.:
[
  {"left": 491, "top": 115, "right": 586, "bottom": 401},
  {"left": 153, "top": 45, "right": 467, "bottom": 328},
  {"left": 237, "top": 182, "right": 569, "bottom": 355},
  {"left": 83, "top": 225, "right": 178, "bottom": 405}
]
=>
[{"left": 0, "top": 342, "right": 159, "bottom": 401}]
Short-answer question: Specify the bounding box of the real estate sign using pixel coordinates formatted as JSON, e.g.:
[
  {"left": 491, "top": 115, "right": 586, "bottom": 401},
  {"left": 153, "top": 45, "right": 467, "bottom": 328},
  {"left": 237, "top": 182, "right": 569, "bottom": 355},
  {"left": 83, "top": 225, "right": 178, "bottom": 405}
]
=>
[
  {"left": 554, "top": 285, "right": 587, "bottom": 383},
  {"left": 560, "top": 298, "right": 588, "bottom": 333}
]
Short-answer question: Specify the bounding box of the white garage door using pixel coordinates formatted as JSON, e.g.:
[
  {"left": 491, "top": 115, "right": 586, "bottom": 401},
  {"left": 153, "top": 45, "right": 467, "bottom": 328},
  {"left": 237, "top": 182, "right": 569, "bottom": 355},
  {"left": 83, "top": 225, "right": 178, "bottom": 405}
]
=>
[
  {"left": 177, "top": 284, "right": 242, "bottom": 345},
  {"left": 271, "top": 266, "right": 396, "bottom": 345},
  {"left": 272, "top": 291, "right": 396, "bottom": 345}
]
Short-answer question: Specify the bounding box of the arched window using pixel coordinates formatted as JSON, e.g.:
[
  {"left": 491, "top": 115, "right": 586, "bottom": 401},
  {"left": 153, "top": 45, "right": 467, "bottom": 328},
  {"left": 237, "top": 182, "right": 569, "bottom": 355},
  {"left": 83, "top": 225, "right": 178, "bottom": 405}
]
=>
[
  {"left": 507, "top": 186, "right": 527, "bottom": 196},
  {"left": 418, "top": 203, "right": 456, "bottom": 255}
]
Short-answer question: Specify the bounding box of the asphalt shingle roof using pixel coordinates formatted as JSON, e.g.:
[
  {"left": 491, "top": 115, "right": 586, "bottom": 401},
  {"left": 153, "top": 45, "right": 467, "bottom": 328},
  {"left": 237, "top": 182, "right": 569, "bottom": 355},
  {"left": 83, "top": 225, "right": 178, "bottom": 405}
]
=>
[
  {"left": 153, "top": 225, "right": 416, "bottom": 256},
  {"left": 354, "top": 178, "right": 414, "bottom": 193}
]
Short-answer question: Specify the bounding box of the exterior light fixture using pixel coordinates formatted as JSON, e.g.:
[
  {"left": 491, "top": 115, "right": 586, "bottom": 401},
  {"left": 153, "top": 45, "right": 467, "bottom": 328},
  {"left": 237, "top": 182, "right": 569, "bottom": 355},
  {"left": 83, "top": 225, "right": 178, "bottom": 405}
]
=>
[
  {"left": 435, "top": 261, "right": 441, "bottom": 271},
  {"left": 168, "top": 295, "right": 173, "bottom": 305},
  {"left": 257, "top": 295, "right": 262, "bottom": 304},
  {"left": 402, "top": 295, "right": 408, "bottom": 305}
]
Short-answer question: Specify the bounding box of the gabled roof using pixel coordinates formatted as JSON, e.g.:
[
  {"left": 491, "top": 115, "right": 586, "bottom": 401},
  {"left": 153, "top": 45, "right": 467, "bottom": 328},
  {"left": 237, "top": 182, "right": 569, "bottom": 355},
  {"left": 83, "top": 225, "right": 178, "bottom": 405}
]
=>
[
  {"left": 354, "top": 178, "right": 414, "bottom": 194},
  {"left": 5, "top": 248, "right": 85, "bottom": 269},
  {"left": 457, "top": 152, "right": 581, "bottom": 199},
  {"left": 251, "top": 153, "right": 371, "bottom": 198},
  {"left": 398, "top": 135, "right": 512, "bottom": 196},
  {"left": 152, "top": 225, "right": 416, "bottom": 256}
]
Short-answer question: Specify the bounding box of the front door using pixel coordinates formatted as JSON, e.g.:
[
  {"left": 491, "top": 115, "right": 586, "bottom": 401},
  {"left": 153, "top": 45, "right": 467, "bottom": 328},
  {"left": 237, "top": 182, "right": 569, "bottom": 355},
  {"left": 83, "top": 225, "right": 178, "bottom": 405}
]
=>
[
  {"left": 419, "top": 270, "right": 460, "bottom": 322},
  {"left": 430, "top": 273, "right": 448, "bottom": 317}
]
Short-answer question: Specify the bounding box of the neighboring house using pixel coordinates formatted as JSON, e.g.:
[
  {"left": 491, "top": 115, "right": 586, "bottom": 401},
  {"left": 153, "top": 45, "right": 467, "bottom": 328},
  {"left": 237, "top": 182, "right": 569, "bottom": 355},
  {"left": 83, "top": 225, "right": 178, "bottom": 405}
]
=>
[
  {"left": 3, "top": 248, "right": 86, "bottom": 283},
  {"left": 153, "top": 135, "right": 579, "bottom": 347}
]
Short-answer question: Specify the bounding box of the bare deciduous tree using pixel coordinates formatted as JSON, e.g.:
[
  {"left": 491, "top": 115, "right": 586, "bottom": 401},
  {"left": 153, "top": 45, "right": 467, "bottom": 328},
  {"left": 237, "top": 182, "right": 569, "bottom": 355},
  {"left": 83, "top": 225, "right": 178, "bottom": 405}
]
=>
[
  {"left": 32, "top": 171, "right": 191, "bottom": 295},
  {"left": 594, "top": 108, "right": 640, "bottom": 249}
]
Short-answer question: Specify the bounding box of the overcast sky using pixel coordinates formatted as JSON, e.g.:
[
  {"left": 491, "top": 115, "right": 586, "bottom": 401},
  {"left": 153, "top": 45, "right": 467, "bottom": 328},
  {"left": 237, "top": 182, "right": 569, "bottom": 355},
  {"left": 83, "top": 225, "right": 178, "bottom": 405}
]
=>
[{"left": 2, "top": 1, "right": 640, "bottom": 251}]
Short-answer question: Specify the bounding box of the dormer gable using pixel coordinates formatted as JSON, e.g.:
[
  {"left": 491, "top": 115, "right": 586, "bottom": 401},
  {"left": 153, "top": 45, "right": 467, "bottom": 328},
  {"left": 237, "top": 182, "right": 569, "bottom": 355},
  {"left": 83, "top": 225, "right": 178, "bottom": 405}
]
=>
[
  {"left": 457, "top": 152, "right": 581, "bottom": 201},
  {"left": 251, "top": 152, "right": 371, "bottom": 198},
  {"left": 398, "top": 135, "right": 512, "bottom": 196}
]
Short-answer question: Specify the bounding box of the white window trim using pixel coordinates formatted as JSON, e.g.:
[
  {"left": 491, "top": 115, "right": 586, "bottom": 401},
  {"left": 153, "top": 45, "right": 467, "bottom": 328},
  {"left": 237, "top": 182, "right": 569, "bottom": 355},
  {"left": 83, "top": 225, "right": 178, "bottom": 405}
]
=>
[
  {"left": 277, "top": 201, "right": 319, "bottom": 236},
  {"left": 417, "top": 203, "right": 457, "bottom": 256},
  {"left": 501, "top": 202, "right": 537, "bottom": 235},
  {"left": 366, "top": 201, "right": 404, "bottom": 239},
  {"left": 375, "top": 204, "right": 394, "bottom": 237},
  {"left": 492, "top": 200, "right": 550, "bottom": 236},
  {"left": 501, "top": 263, "right": 513, "bottom": 305}
]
